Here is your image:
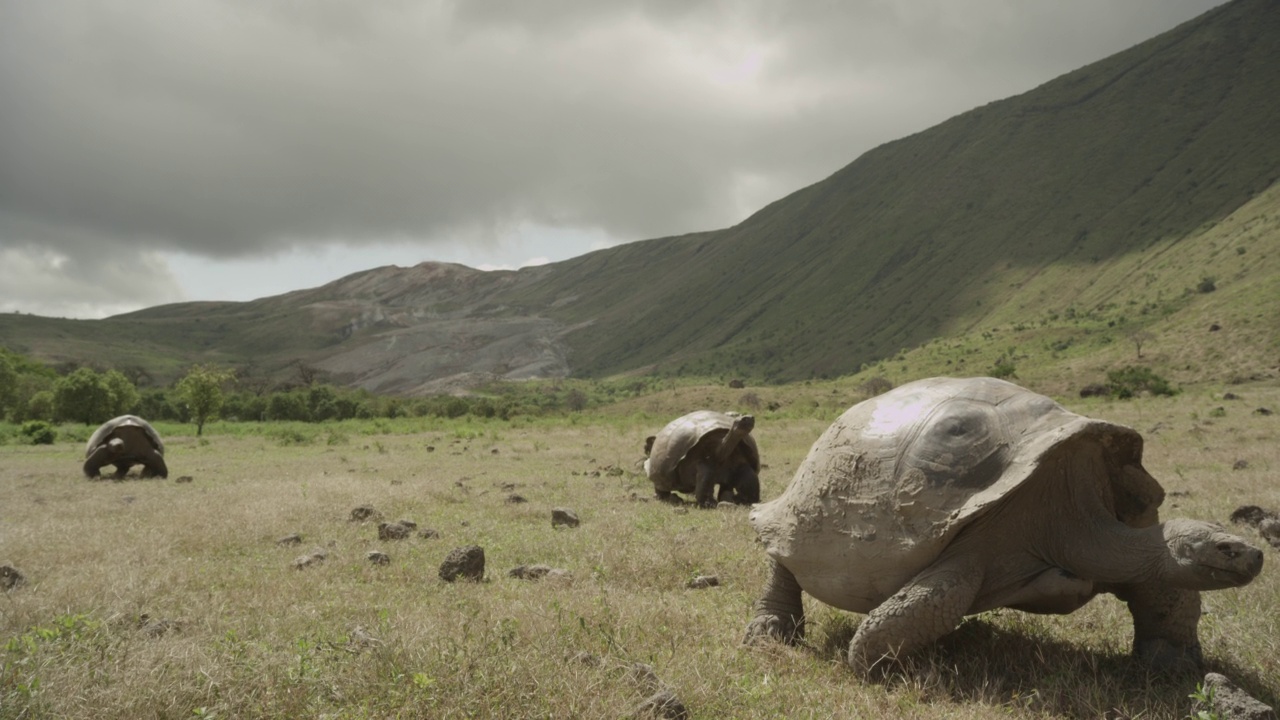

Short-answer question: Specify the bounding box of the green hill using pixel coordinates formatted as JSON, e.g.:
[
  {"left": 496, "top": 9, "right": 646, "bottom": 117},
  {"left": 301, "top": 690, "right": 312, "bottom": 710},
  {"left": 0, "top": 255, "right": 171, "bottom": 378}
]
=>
[{"left": 1, "top": 0, "right": 1276, "bottom": 393}]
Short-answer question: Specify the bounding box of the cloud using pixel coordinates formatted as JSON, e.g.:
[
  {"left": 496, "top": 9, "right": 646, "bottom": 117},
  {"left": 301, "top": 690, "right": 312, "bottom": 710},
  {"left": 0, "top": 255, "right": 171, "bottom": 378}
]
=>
[{"left": 0, "top": 0, "right": 1229, "bottom": 317}]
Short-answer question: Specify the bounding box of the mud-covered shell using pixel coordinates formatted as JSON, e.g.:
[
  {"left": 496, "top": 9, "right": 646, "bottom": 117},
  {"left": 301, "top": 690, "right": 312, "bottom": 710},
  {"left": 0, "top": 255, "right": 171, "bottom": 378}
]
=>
[
  {"left": 749, "top": 377, "right": 1157, "bottom": 613},
  {"left": 645, "top": 410, "right": 760, "bottom": 492},
  {"left": 85, "top": 415, "right": 165, "bottom": 456}
]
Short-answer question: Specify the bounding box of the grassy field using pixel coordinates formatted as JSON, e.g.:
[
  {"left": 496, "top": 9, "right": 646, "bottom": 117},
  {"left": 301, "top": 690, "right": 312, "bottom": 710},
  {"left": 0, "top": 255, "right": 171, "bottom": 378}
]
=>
[{"left": 2, "top": 380, "right": 1277, "bottom": 719}]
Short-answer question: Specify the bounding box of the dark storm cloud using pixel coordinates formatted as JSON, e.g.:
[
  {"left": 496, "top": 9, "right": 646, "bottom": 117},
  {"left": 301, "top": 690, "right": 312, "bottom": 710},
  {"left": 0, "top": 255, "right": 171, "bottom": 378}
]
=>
[{"left": 0, "top": 0, "right": 1228, "bottom": 316}]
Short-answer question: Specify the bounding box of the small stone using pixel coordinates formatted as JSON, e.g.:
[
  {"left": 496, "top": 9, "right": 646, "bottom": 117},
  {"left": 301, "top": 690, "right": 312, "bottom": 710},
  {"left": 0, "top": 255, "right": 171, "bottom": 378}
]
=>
[
  {"left": 174, "top": 475, "right": 194, "bottom": 483},
  {"left": 1255, "top": 407, "right": 1274, "bottom": 416},
  {"left": 1259, "top": 519, "right": 1280, "bottom": 550},
  {"left": 633, "top": 689, "right": 689, "bottom": 719},
  {"left": 276, "top": 533, "right": 303, "bottom": 546},
  {"left": 509, "top": 564, "right": 553, "bottom": 580},
  {"left": 1195, "top": 672, "right": 1276, "bottom": 720},
  {"left": 506, "top": 494, "right": 528, "bottom": 504},
  {"left": 293, "top": 548, "right": 328, "bottom": 569},
  {"left": 569, "top": 651, "right": 601, "bottom": 666},
  {"left": 378, "top": 522, "right": 412, "bottom": 540},
  {"left": 551, "top": 508, "right": 580, "bottom": 528},
  {"left": 1233, "top": 459, "right": 1249, "bottom": 471},
  {"left": 626, "top": 662, "right": 662, "bottom": 694},
  {"left": 439, "top": 545, "right": 485, "bottom": 582},
  {"left": 138, "top": 614, "right": 182, "bottom": 637},
  {"left": 716, "top": 501, "right": 735, "bottom": 510},
  {"left": 1230, "top": 505, "right": 1276, "bottom": 528},
  {"left": 349, "top": 505, "right": 382, "bottom": 522},
  {"left": 396, "top": 519, "right": 418, "bottom": 530},
  {"left": 687, "top": 575, "right": 720, "bottom": 590},
  {"left": 348, "top": 625, "right": 382, "bottom": 649},
  {"left": 1, "top": 565, "right": 26, "bottom": 591},
  {"left": 366, "top": 551, "right": 391, "bottom": 565},
  {"left": 419, "top": 528, "right": 440, "bottom": 539}
]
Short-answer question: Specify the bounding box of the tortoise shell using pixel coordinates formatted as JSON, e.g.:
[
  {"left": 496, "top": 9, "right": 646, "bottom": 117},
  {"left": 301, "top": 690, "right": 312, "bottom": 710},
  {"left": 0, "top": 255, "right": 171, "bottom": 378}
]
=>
[
  {"left": 748, "top": 376, "right": 1159, "bottom": 612},
  {"left": 85, "top": 415, "right": 165, "bottom": 457},
  {"left": 645, "top": 410, "right": 760, "bottom": 493}
]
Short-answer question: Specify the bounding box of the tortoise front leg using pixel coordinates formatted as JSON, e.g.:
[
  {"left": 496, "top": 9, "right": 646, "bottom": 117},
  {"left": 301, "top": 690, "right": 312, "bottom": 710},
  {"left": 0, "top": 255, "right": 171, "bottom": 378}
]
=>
[
  {"left": 1105, "top": 581, "right": 1203, "bottom": 672},
  {"left": 849, "top": 561, "right": 982, "bottom": 673},
  {"left": 83, "top": 446, "right": 111, "bottom": 479},
  {"left": 744, "top": 559, "right": 806, "bottom": 645},
  {"left": 139, "top": 448, "right": 168, "bottom": 479},
  {"left": 693, "top": 462, "right": 717, "bottom": 508}
]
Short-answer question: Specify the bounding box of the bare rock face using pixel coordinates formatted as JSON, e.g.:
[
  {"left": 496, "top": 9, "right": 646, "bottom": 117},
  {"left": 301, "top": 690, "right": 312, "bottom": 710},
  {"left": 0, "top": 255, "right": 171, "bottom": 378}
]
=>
[
  {"left": 551, "top": 508, "right": 580, "bottom": 528},
  {"left": 1193, "top": 673, "right": 1276, "bottom": 720},
  {"left": 1, "top": 565, "right": 26, "bottom": 591},
  {"left": 378, "top": 522, "right": 412, "bottom": 541},
  {"left": 350, "top": 505, "right": 382, "bottom": 522},
  {"left": 439, "top": 545, "right": 485, "bottom": 582}
]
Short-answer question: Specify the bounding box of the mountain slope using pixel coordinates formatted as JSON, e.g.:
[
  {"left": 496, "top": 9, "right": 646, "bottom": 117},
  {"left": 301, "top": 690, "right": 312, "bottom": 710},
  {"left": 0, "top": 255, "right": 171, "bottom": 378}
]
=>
[{"left": 1, "top": 0, "right": 1276, "bottom": 392}]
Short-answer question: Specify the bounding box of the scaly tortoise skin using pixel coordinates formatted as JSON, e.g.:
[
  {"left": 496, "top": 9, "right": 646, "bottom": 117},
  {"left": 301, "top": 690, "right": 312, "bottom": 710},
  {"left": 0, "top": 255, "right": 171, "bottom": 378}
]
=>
[
  {"left": 644, "top": 410, "right": 760, "bottom": 507},
  {"left": 744, "top": 376, "right": 1263, "bottom": 672},
  {"left": 84, "top": 415, "right": 168, "bottom": 479}
]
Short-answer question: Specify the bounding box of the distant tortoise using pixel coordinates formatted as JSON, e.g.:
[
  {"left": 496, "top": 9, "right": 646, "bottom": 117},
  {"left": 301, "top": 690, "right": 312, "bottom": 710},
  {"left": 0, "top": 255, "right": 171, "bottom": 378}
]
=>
[
  {"left": 644, "top": 411, "right": 760, "bottom": 507},
  {"left": 744, "top": 377, "right": 1263, "bottom": 672},
  {"left": 84, "top": 415, "right": 168, "bottom": 480}
]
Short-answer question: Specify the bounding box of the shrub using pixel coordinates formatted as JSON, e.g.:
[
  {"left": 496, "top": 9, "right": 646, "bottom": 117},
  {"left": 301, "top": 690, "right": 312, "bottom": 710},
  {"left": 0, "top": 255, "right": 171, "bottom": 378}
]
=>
[
  {"left": 1196, "top": 276, "right": 1217, "bottom": 293},
  {"left": 860, "top": 377, "right": 893, "bottom": 397},
  {"left": 1106, "top": 366, "right": 1177, "bottom": 399},
  {"left": 20, "top": 420, "right": 58, "bottom": 445}
]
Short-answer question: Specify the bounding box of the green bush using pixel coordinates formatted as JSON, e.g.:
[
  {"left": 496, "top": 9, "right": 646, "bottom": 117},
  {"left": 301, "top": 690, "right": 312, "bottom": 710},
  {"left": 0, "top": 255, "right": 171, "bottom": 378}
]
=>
[
  {"left": 20, "top": 420, "right": 58, "bottom": 445},
  {"left": 1106, "top": 366, "right": 1177, "bottom": 399}
]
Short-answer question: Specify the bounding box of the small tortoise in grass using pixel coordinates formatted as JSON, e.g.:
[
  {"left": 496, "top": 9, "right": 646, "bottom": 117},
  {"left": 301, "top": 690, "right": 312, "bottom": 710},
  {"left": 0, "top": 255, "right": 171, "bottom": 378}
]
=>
[
  {"left": 745, "top": 377, "right": 1263, "bottom": 672},
  {"left": 644, "top": 411, "right": 760, "bottom": 507},
  {"left": 84, "top": 415, "right": 168, "bottom": 479}
]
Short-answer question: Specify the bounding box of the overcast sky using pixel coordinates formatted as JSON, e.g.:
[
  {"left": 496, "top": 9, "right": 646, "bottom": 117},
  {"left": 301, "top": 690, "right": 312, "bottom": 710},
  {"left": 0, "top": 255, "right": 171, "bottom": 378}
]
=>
[{"left": 0, "top": 0, "right": 1229, "bottom": 319}]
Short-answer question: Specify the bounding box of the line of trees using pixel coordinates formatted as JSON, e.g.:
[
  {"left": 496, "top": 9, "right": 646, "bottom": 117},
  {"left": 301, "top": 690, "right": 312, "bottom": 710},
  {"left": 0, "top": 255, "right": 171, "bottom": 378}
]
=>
[{"left": 0, "top": 349, "right": 604, "bottom": 429}]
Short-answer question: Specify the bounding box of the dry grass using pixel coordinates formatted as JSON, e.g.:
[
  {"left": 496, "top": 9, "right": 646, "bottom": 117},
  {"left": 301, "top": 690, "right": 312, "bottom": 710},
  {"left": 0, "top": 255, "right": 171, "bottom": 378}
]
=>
[{"left": 2, "top": 382, "right": 1278, "bottom": 719}]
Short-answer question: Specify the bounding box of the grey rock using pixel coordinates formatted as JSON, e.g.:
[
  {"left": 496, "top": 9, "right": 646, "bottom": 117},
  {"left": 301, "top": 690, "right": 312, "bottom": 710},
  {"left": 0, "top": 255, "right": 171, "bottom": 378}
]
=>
[
  {"left": 551, "top": 508, "right": 580, "bottom": 528},
  {"left": 378, "top": 522, "right": 412, "bottom": 541},
  {"left": 349, "top": 505, "right": 382, "bottom": 522},
  {"left": 1, "top": 565, "right": 25, "bottom": 591},
  {"left": 687, "top": 575, "right": 720, "bottom": 590},
  {"left": 633, "top": 689, "right": 690, "bottom": 719},
  {"left": 366, "top": 551, "right": 391, "bottom": 565},
  {"left": 439, "top": 545, "right": 485, "bottom": 582},
  {"left": 1194, "top": 672, "right": 1276, "bottom": 720},
  {"left": 276, "top": 533, "right": 303, "bottom": 546},
  {"left": 293, "top": 548, "right": 328, "bottom": 569}
]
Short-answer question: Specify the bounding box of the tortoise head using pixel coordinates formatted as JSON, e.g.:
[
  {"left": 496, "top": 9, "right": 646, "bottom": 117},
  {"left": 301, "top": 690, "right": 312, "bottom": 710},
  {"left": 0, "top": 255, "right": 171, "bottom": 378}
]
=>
[{"left": 1162, "top": 518, "right": 1264, "bottom": 589}]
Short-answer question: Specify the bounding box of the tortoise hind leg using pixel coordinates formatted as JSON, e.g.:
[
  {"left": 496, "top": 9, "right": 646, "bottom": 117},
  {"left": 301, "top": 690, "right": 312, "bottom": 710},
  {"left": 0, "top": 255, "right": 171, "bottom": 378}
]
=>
[
  {"left": 139, "top": 448, "right": 168, "bottom": 479},
  {"left": 744, "top": 559, "right": 806, "bottom": 645}
]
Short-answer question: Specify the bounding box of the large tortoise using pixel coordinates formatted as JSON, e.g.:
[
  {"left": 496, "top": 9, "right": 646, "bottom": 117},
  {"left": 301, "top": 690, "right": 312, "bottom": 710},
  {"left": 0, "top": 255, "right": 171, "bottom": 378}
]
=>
[
  {"left": 744, "top": 377, "right": 1263, "bottom": 671},
  {"left": 84, "top": 415, "right": 168, "bottom": 480},
  {"left": 644, "top": 411, "right": 760, "bottom": 507}
]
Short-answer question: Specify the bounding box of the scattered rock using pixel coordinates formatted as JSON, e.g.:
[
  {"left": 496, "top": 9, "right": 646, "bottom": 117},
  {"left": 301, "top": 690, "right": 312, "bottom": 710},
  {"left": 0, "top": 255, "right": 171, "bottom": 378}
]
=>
[
  {"left": 1079, "top": 383, "right": 1109, "bottom": 398},
  {"left": 349, "top": 505, "right": 382, "bottom": 522},
  {"left": 509, "top": 564, "right": 553, "bottom": 580},
  {"left": 378, "top": 522, "right": 412, "bottom": 541},
  {"left": 1, "top": 565, "right": 25, "bottom": 591},
  {"left": 366, "top": 551, "right": 391, "bottom": 565},
  {"left": 138, "top": 614, "right": 182, "bottom": 638},
  {"left": 1209, "top": 323, "right": 1222, "bottom": 332},
  {"left": 1233, "top": 459, "right": 1249, "bottom": 471},
  {"left": 551, "top": 508, "right": 580, "bottom": 528},
  {"left": 1193, "top": 672, "right": 1276, "bottom": 720},
  {"left": 419, "top": 528, "right": 441, "bottom": 540},
  {"left": 506, "top": 494, "right": 528, "bottom": 504},
  {"left": 1223, "top": 392, "right": 1241, "bottom": 400},
  {"left": 1255, "top": 407, "right": 1274, "bottom": 416},
  {"left": 728, "top": 379, "right": 745, "bottom": 389},
  {"left": 293, "top": 548, "right": 328, "bottom": 569},
  {"left": 396, "top": 519, "right": 418, "bottom": 530},
  {"left": 633, "top": 689, "right": 690, "bottom": 720},
  {"left": 672, "top": 507, "right": 689, "bottom": 515},
  {"left": 439, "top": 545, "right": 485, "bottom": 582},
  {"left": 491, "top": 448, "right": 500, "bottom": 454},
  {"left": 276, "top": 533, "right": 303, "bottom": 546},
  {"left": 1260, "top": 519, "right": 1280, "bottom": 550},
  {"left": 1230, "top": 505, "right": 1277, "bottom": 528},
  {"left": 716, "top": 501, "right": 735, "bottom": 510},
  {"left": 687, "top": 575, "right": 720, "bottom": 590},
  {"left": 626, "top": 662, "right": 663, "bottom": 694},
  {"left": 499, "top": 482, "right": 518, "bottom": 491},
  {"left": 174, "top": 475, "right": 194, "bottom": 483},
  {"left": 426, "top": 445, "right": 435, "bottom": 452}
]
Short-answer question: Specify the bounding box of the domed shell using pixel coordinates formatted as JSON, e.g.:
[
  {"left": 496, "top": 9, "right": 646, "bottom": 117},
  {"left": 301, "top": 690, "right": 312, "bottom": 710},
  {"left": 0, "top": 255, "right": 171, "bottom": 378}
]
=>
[
  {"left": 645, "top": 410, "right": 760, "bottom": 492},
  {"left": 749, "top": 377, "right": 1151, "bottom": 613},
  {"left": 85, "top": 415, "right": 165, "bottom": 457}
]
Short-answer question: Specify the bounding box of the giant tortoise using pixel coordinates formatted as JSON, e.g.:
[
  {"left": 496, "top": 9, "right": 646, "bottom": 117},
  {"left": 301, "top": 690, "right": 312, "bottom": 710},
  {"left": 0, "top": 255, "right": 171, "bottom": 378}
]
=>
[
  {"left": 744, "top": 377, "right": 1263, "bottom": 672},
  {"left": 644, "top": 411, "right": 760, "bottom": 507},
  {"left": 84, "top": 415, "right": 168, "bottom": 480}
]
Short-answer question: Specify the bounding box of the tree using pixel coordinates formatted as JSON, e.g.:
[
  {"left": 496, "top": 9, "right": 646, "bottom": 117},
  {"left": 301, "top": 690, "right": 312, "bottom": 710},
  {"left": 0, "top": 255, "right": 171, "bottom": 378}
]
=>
[
  {"left": 102, "top": 369, "right": 140, "bottom": 416},
  {"left": 53, "top": 368, "right": 114, "bottom": 424},
  {"left": 1126, "top": 329, "right": 1154, "bottom": 359},
  {"left": 175, "top": 364, "right": 235, "bottom": 436}
]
